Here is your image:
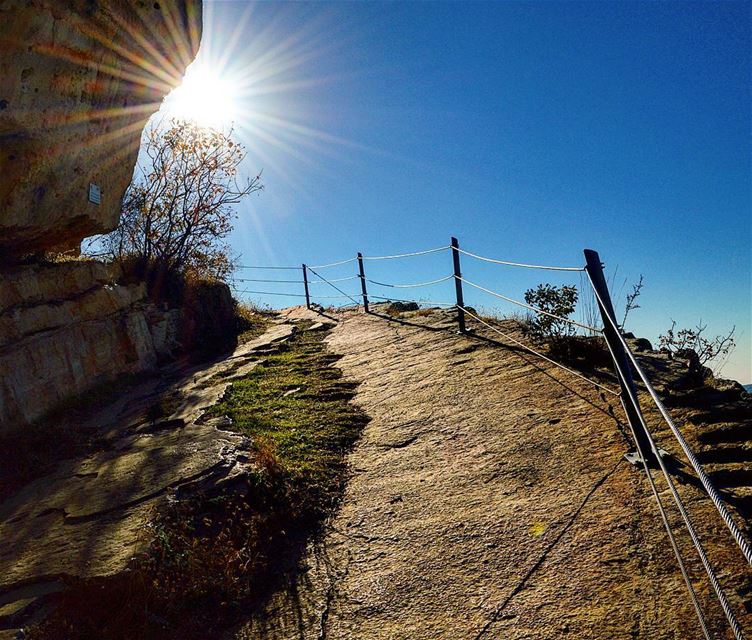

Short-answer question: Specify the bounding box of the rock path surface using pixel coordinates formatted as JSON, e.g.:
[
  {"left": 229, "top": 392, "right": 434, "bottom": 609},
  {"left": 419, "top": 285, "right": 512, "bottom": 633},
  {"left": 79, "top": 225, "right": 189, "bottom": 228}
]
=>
[
  {"left": 0, "top": 323, "right": 295, "bottom": 629},
  {"left": 238, "top": 306, "right": 751, "bottom": 639}
]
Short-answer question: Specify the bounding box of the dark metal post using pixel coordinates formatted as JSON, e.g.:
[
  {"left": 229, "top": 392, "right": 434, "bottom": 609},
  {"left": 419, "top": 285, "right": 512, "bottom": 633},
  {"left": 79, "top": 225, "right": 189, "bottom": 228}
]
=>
[
  {"left": 584, "top": 249, "right": 655, "bottom": 466},
  {"left": 451, "top": 237, "right": 466, "bottom": 333},
  {"left": 302, "top": 263, "right": 311, "bottom": 309},
  {"left": 357, "top": 252, "right": 369, "bottom": 313}
]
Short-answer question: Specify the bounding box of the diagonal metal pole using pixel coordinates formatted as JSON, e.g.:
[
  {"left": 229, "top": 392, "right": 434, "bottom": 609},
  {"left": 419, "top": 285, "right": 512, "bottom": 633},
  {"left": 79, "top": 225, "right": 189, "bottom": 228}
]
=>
[{"left": 584, "top": 249, "right": 656, "bottom": 466}]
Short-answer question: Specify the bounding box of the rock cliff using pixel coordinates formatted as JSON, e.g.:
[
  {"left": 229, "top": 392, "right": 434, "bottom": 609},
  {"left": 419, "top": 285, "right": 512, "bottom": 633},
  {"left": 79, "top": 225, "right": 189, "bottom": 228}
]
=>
[
  {"left": 0, "top": 0, "right": 202, "bottom": 258},
  {"left": 0, "top": 0, "right": 203, "bottom": 430}
]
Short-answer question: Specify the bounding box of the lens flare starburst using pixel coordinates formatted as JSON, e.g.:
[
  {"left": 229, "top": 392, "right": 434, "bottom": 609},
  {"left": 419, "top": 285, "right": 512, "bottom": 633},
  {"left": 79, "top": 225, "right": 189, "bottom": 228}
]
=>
[{"left": 162, "top": 65, "right": 239, "bottom": 129}]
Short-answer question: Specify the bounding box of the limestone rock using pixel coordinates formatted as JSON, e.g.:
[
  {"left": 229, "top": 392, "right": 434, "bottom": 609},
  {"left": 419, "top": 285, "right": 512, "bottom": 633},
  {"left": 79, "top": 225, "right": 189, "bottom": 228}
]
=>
[
  {"left": 0, "top": 0, "right": 202, "bottom": 258},
  {"left": 0, "top": 261, "right": 185, "bottom": 429}
]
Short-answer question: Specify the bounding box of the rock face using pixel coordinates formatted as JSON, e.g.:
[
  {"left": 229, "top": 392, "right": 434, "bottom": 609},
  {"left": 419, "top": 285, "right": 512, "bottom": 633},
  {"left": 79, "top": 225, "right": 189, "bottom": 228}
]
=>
[
  {"left": 0, "top": 260, "right": 182, "bottom": 428},
  {"left": 0, "top": 0, "right": 202, "bottom": 258},
  {"left": 0, "top": 0, "right": 203, "bottom": 428}
]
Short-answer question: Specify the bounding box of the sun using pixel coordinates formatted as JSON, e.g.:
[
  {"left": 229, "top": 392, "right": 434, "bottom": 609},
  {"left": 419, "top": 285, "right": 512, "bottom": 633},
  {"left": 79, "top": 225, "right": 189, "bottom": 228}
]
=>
[{"left": 164, "top": 65, "right": 239, "bottom": 129}]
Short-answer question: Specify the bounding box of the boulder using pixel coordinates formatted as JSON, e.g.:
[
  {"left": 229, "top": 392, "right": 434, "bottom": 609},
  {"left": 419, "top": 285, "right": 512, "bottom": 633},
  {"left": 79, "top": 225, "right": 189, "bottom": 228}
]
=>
[{"left": 0, "top": 0, "right": 202, "bottom": 259}]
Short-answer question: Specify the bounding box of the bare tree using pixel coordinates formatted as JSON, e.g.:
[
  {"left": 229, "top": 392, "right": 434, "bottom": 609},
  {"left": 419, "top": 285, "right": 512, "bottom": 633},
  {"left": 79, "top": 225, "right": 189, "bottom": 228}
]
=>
[
  {"left": 621, "top": 274, "right": 644, "bottom": 328},
  {"left": 659, "top": 320, "right": 736, "bottom": 373},
  {"left": 102, "top": 118, "right": 262, "bottom": 281}
]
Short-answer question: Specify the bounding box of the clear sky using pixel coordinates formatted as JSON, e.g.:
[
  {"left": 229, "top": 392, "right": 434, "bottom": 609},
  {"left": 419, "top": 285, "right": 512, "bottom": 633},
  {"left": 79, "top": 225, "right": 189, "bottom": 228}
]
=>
[{"left": 160, "top": 0, "right": 750, "bottom": 383}]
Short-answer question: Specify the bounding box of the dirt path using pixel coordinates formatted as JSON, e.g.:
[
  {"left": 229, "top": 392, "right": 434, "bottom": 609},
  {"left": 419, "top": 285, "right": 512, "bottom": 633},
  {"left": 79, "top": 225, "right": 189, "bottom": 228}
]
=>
[{"left": 237, "top": 306, "right": 750, "bottom": 640}]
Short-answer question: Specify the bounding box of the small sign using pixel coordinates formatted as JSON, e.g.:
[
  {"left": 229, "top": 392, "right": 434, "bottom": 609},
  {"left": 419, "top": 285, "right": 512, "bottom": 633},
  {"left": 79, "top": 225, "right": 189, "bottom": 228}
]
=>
[{"left": 88, "top": 183, "right": 101, "bottom": 205}]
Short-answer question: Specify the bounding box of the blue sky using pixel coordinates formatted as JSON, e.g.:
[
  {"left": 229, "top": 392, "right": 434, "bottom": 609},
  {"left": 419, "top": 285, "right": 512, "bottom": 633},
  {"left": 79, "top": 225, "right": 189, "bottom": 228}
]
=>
[{"left": 164, "top": 1, "right": 750, "bottom": 382}]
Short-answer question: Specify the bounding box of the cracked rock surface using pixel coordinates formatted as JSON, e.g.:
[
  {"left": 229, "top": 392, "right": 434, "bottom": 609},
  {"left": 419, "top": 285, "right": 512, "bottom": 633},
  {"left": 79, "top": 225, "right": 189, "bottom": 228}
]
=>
[
  {"left": 0, "top": 322, "right": 295, "bottom": 625},
  {"left": 237, "top": 306, "right": 751, "bottom": 639}
]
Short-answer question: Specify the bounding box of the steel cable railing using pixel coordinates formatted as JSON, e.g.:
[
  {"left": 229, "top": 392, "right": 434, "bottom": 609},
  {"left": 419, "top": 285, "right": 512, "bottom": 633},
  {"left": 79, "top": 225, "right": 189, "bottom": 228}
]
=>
[
  {"left": 586, "top": 275, "right": 747, "bottom": 639},
  {"left": 458, "top": 277, "right": 602, "bottom": 334},
  {"left": 457, "top": 247, "right": 585, "bottom": 272},
  {"left": 232, "top": 288, "right": 351, "bottom": 300},
  {"left": 236, "top": 277, "right": 303, "bottom": 284},
  {"left": 306, "top": 266, "right": 363, "bottom": 307},
  {"left": 236, "top": 264, "right": 299, "bottom": 270},
  {"left": 619, "top": 402, "right": 713, "bottom": 639},
  {"left": 367, "top": 274, "right": 454, "bottom": 289},
  {"left": 361, "top": 245, "right": 450, "bottom": 260},
  {"left": 586, "top": 274, "right": 752, "bottom": 567},
  {"left": 308, "top": 256, "right": 359, "bottom": 269},
  {"left": 457, "top": 305, "right": 620, "bottom": 397},
  {"left": 309, "top": 275, "right": 360, "bottom": 284}
]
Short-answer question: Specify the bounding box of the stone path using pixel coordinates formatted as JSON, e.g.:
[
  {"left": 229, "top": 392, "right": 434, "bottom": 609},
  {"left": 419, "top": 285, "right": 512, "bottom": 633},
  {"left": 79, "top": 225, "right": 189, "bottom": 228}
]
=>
[
  {"left": 237, "top": 306, "right": 751, "bottom": 639},
  {"left": 0, "top": 322, "right": 295, "bottom": 630}
]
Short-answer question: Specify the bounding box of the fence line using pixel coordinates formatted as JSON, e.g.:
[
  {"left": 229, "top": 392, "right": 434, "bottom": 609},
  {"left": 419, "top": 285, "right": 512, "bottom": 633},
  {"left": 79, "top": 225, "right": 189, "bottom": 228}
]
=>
[
  {"left": 231, "top": 236, "right": 747, "bottom": 639},
  {"left": 236, "top": 264, "right": 299, "bottom": 270},
  {"left": 457, "top": 247, "right": 585, "bottom": 272},
  {"left": 457, "top": 276, "right": 601, "bottom": 333},
  {"left": 367, "top": 274, "right": 454, "bottom": 289},
  {"left": 587, "top": 269, "right": 752, "bottom": 566}
]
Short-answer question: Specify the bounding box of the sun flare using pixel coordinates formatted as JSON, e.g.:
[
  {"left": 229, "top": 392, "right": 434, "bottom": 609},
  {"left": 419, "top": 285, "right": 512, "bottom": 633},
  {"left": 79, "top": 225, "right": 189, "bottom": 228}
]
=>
[{"left": 165, "top": 65, "right": 239, "bottom": 129}]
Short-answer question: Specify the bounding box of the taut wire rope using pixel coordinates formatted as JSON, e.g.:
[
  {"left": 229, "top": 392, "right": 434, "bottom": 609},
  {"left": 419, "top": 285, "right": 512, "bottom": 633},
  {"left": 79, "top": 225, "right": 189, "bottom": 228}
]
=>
[
  {"left": 457, "top": 305, "right": 619, "bottom": 397},
  {"left": 362, "top": 245, "right": 449, "bottom": 260},
  {"left": 586, "top": 271, "right": 752, "bottom": 566},
  {"left": 458, "top": 277, "right": 602, "bottom": 334},
  {"left": 367, "top": 275, "right": 454, "bottom": 289},
  {"left": 456, "top": 247, "right": 585, "bottom": 272}
]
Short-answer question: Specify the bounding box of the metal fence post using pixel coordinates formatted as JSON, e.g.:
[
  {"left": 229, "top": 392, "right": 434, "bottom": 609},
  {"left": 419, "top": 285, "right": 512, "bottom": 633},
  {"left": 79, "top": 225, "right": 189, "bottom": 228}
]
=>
[
  {"left": 451, "top": 236, "right": 466, "bottom": 333},
  {"left": 357, "top": 252, "right": 369, "bottom": 313},
  {"left": 584, "top": 249, "right": 655, "bottom": 466},
  {"left": 302, "top": 263, "right": 311, "bottom": 309}
]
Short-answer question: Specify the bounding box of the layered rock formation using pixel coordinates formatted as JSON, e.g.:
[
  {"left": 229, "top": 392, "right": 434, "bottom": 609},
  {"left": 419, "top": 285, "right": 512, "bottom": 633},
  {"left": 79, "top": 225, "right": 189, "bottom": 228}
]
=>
[
  {"left": 0, "top": 260, "right": 182, "bottom": 427},
  {"left": 0, "top": 0, "right": 203, "bottom": 429},
  {"left": 0, "top": 0, "right": 202, "bottom": 258}
]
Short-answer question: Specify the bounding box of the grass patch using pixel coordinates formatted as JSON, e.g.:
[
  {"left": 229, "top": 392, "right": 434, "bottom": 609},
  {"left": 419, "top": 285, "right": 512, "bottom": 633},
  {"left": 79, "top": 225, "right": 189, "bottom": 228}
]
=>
[
  {"left": 208, "top": 320, "right": 368, "bottom": 514},
  {"left": 29, "top": 320, "right": 368, "bottom": 639}
]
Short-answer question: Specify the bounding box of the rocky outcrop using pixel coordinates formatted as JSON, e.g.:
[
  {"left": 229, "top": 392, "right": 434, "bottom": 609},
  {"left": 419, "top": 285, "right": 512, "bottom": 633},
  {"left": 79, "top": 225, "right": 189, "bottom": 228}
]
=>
[
  {"left": 0, "top": 322, "right": 295, "bottom": 632},
  {"left": 0, "top": 0, "right": 202, "bottom": 258},
  {"left": 0, "top": 260, "right": 183, "bottom": 429},
  {"left": 0, "top": 0, "right": 203, "bottom": 429}
]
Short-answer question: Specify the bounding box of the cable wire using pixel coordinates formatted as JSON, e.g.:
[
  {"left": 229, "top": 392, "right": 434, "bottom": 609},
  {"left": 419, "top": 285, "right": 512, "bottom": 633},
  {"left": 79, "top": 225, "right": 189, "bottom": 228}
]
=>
[
  {"left": 458, "top": 277, "right": 602, "bottom": 334},
  {"left": 232, "top": 289, "right": 307, "bottom": 298},
  {"left": 586, "top": 272, "right": 752, "bottom": 567},
  {"left": 306, "top": 266, "right": 363, "bottom": 307},
  {"left": 617, "top": 396, "right": 713, "bottom": 640},
  {"left": 308, "top": 257, "right": 358, "bottom": 269},
  {"left": 367, "top": 274, "right": 454, "bottom": 289},
  {"left": 235, "top": 278, "right": 303, "bottom": 284},
  {"left": 236, "top": 264, "right": 299, "bottom": 270},
  {"left": 457, "top": 305, "right": 619, "bottom": 397},
  {"left": 308, "top": 275, "right": 360, "bottom": 284},
  {"left": 595, "top": 308, "right": 744, "bottom": 639},
  {"left": 361, "top": 245, "right": 449, "bottom": 260},
  {"left": 232, "top": 289, "right": 352, "bottom": 300},
  {"left": 457, "top": 247, "right": 585, "bottom": 272}
]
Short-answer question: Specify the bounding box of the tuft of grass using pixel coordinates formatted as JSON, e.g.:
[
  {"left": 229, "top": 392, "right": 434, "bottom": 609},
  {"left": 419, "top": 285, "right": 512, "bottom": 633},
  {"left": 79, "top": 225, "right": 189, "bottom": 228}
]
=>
[{"left": 234, "top": 302, "right": 274, "bottom": 344}]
